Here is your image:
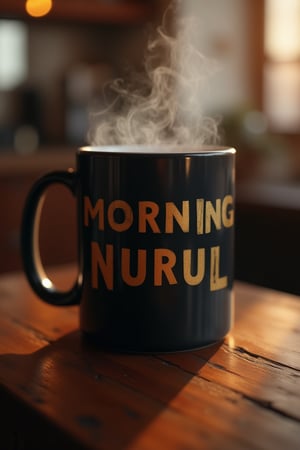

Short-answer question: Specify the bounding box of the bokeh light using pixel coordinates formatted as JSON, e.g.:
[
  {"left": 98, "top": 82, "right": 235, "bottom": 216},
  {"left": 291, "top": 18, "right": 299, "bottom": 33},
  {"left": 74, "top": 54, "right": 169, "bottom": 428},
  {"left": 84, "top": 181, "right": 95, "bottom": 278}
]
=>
[{"left": 25, "top": 0, "right": 53, "bottom": 18}]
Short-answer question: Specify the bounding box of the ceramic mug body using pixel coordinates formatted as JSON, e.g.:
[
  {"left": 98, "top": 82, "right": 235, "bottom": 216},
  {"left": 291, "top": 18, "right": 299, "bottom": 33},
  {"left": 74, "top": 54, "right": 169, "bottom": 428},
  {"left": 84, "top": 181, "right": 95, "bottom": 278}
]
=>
[{"left": 21, "top": 145, "right": 236, "bottom": 352}]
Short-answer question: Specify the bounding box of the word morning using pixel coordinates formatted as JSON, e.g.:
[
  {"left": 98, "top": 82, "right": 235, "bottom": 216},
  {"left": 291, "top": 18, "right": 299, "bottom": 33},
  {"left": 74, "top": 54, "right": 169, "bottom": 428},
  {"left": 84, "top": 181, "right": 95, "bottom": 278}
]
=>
[{"left": 84, "top": 195, "right": 234, "bottom": 291}]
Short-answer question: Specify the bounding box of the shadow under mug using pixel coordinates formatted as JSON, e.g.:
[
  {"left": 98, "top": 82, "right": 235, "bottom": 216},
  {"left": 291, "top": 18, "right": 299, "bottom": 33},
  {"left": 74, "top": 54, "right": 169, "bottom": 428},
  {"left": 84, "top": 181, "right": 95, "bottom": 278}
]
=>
[{"left": 21, "top": 145, "right": 236, "bottom": 353}]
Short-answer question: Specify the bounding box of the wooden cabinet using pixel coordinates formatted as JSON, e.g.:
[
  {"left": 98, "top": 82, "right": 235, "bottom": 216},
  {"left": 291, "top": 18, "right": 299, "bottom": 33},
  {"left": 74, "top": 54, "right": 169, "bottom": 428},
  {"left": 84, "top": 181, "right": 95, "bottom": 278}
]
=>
[
  {"left": 235, "top": 182, "right": 300, "bottom": 295},
  {"left": 0, "top": 151, "right": 77, "bottom": 273},
  {"left": 0, "top": 0, "right": 155, "bottom": 24}
]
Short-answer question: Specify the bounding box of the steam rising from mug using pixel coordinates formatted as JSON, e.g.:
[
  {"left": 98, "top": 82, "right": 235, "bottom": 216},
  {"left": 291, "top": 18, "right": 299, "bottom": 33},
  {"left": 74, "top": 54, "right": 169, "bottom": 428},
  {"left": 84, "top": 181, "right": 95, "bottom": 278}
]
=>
[{"left": 88, "top": 17, "right": 220, "bottom": 146}]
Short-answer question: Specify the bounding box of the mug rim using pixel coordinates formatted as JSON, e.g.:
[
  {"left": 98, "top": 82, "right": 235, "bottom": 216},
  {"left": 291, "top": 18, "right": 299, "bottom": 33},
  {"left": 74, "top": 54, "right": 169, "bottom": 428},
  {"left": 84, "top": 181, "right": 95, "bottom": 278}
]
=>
[{"left": 79, "top": 145, "right": 236, "bottom": 156}]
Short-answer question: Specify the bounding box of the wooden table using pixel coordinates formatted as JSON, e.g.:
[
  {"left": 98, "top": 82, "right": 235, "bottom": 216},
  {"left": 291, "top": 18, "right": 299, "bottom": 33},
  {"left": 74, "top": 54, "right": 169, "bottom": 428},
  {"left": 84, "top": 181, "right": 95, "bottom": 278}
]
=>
[{"left": 0, "top": 266, "right": 299, "bottom": 450}]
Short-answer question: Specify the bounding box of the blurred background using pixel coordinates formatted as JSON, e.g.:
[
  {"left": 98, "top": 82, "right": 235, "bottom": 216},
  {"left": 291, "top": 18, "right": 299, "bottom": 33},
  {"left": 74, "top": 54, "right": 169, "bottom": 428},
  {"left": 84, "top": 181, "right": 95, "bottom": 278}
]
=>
[{"left": 0, "top": 0, "right": 300, "bottom": 294}]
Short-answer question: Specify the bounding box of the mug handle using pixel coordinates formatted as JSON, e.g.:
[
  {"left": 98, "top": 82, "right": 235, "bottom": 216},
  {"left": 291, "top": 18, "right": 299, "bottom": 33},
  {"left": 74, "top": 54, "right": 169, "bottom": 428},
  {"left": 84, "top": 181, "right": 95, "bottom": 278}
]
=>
[{"left": 21, "top": 170, "right": 82, "bottom": 306}]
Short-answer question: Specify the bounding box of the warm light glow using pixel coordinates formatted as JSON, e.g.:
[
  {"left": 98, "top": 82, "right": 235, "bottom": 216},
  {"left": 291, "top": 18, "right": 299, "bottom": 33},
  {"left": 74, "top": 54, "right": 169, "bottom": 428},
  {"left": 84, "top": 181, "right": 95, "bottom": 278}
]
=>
[
  {"left": 264, "top": 63, "right": 300, "bottom": 131},
  {"left": 225, "top": 334, "right": 235, "bottom": 349},
  {"left": 0, "top": 20, "right": 27, "bottom": 89},
  {"left": 25, "top": 0, "right": 53, "bottom": 18},
  {"left": 41, "top": 277, "right": 53, "bottom": 289},
  {"left": 265, "top": 0, "right": 300, "bottom": 61}
]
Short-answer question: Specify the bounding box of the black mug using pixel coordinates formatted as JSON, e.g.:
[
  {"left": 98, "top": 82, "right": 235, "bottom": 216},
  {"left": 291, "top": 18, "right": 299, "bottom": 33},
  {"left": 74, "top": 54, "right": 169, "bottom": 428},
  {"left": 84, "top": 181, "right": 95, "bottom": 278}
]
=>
[{"left": 21, "top": 145, "right": 236, "bottom": 352}]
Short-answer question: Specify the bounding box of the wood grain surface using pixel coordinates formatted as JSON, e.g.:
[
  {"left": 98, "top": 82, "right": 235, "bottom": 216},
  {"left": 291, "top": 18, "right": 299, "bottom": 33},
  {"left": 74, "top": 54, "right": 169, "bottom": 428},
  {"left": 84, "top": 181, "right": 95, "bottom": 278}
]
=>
[{"left": 0, "top": 266, "right": 299, "bottom": 450}]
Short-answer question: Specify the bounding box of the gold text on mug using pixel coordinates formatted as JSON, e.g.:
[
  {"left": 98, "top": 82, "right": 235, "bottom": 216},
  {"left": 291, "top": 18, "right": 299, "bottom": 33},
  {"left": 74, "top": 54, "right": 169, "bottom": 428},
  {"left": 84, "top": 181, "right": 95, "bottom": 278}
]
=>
[
  {"left": 84, "top": 195, "right": 234, "bottom": 292},
  {"left": 84, "top": 195, "right": 234, "bottom": 234},
  {"left": 90, "top": 243, "right": 228, "bottom": 292}
]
